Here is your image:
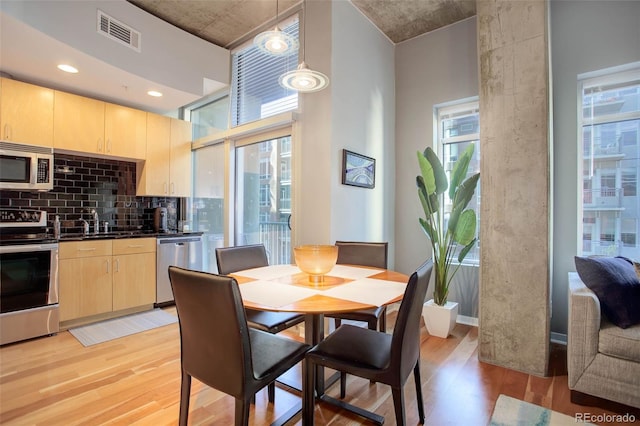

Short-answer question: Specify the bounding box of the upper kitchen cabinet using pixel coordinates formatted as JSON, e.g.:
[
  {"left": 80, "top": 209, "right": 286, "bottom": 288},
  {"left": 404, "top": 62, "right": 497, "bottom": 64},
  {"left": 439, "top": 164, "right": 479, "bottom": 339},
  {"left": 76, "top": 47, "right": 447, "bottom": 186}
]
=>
[
  {"left": 169, "top": 118, "right": 193, "bottom": 197},
  {"left": 104, "top": 103, "right": 147, "bottom": 160},
  {"left": 0, "top": 78, "right": 54, "bottom": 147},
  {"left": 54, "top": 91, "right": 146, "bottom": 160},
  {"left": 53, "top": 91, "right": 105, "bottom": 153},
  {"left": 137, "top": 113, "right": 192, "bottom": 197}
]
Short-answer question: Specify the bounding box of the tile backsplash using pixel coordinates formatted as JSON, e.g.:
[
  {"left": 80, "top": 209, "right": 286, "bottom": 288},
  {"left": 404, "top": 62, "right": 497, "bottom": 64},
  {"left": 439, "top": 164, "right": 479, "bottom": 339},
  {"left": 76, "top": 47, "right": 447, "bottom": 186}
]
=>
[{"left": 0, "top": 153, "right": 181, "bottom": 234}]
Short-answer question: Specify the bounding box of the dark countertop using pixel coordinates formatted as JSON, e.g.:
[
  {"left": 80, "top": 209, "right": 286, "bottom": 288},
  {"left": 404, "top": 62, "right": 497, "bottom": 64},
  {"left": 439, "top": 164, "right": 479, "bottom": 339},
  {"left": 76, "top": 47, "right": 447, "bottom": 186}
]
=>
[{"left": 57, "top": 231, "right": 203, "bottom": 242}]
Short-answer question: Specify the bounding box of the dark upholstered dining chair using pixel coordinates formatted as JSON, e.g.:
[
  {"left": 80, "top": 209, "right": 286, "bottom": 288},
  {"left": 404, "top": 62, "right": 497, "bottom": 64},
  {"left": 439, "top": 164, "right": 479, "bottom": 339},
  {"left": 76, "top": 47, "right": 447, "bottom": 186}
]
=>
[
  {"left": 215, "top": 244, "right": 306, "bottom": 400},
  {"left": 326, "top": 241, "right": 389, "bottom": 397},
  {"left": 168, "top": 266, "right": 310, "bottom": 426},
  {"left": 303, "top": 259, "right": 433, "bottom": 426}
]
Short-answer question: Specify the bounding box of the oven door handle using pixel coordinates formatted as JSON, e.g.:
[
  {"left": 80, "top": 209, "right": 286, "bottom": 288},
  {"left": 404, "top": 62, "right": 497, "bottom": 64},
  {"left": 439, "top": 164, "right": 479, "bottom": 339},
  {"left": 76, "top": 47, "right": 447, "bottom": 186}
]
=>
[{"left": 0, "top": 243, "right": 59, "bottom": 254}]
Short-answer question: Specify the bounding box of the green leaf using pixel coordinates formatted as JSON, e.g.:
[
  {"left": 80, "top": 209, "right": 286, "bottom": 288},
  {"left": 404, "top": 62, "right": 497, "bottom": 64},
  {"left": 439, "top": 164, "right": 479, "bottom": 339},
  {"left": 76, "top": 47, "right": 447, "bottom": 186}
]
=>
[
  {"left": 453, "top": 209, "right": 476, "bottom": 246},
  {"left": 458, "top": 238, "right": 477, "bottom": 263},
  {"left": 452, "top": 173, "right": 480, "bottom": 212},
  {"left": 424, "top": 147, "right": 447, "bottom": 195},
  {"left": 417, "top": 151, "right": 436, "bottom": 195},
  {"left": 449, "top": 144, "right": 475, "bottom": 200},
  {"left": 419, "top": 217, "right": 438, "bottom": 244},
  {"left": 418, "top": 186, "right": 434, "bottom": 217}
]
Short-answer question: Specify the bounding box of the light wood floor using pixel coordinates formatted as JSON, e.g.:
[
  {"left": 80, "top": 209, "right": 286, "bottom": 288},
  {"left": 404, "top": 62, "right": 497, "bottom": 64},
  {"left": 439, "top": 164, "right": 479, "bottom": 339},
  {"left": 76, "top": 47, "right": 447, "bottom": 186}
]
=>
[{"left": 0, "top": 308, "right": 634, "bottom": 425}]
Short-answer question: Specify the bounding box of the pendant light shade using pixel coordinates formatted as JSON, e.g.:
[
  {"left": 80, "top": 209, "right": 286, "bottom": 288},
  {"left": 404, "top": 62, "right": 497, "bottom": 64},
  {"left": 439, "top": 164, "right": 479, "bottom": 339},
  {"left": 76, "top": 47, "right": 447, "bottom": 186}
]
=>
[
  {"left": 278, "top": 0, "right": 329, "bottom": 93},
  {"left": 279, "top": 61, "right": 329, "bottom": 92},
  {"left": 254, "top": 0, "right": 297, "bottom": 56},
  {"left": 254, "top": 26, "right": 298, "bottom": 56}
]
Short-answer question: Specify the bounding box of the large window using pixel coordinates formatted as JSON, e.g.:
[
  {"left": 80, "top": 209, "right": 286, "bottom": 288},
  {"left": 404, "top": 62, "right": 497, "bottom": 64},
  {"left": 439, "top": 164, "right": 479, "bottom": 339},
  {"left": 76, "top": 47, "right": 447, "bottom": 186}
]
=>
[
  {"left": 579, "top": 65, "right": 640, "bottom": 258},
  {"left": 436, "top": 99, "right": 481, "bottom": 265},
  {"left": 231, "top": 16, "right": 299, "bottom": 127}
]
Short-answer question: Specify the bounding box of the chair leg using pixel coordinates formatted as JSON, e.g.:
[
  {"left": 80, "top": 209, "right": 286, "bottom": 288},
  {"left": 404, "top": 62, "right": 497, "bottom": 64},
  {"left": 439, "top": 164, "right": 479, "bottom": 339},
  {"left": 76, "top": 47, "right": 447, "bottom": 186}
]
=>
[
  {"left": 413, "top": 362, "right": 425, "bottom": 424},
  {"left": 380, "top": 307, "right": 387, "bottom": 333},
  {"left": 334, "top": 318, "right": 342, "bottom": 330},
  {"left": 268, "top": 381, "right": 275, "bottom": 403},
  {"left": 340, "top": 372, "right": 347, "bottom": 398},
  {"left": 179, "top": 370, "right": 191, "bottom": 426},
  {"left": 235, "top": 398, "right": 250, "bottom": 426},
  {"left": 303, "top": 359, "right": 315, "bottom": 425},
  {"left": 391, "top": 386, "right": 407, "bottom": 426}
]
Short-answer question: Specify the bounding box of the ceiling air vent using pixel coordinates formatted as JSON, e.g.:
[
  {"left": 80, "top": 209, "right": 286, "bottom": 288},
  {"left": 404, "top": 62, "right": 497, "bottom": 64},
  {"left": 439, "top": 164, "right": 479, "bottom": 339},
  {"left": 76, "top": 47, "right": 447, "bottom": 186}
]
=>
[{"left": 97, "top": 10, "right": 141, "bottom": 52}]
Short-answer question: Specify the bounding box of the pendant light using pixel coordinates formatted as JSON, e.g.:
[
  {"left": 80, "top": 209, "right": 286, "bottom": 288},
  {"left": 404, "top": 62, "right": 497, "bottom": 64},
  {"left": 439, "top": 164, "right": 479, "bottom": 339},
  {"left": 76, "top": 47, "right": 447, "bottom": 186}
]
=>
[
  {"left": 254, "top": 0, "right": 298, "bottom": 56},
  {"left": 279, "top": 0, "right": 329, "bottom": 93}
]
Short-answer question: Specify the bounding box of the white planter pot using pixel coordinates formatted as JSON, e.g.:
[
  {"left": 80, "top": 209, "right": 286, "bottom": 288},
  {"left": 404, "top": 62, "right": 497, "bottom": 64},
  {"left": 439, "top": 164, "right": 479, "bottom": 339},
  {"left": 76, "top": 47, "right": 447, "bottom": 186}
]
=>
[{"left": 422, "top": 299, "right": 459, "bottom": 338}]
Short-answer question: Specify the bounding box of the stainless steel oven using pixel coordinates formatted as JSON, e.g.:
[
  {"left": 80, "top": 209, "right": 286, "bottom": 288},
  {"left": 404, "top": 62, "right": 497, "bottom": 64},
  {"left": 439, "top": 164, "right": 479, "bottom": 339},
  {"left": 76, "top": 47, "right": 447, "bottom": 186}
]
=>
[{"left": 0, "top": 209, "right": 59, "bottom": 345}]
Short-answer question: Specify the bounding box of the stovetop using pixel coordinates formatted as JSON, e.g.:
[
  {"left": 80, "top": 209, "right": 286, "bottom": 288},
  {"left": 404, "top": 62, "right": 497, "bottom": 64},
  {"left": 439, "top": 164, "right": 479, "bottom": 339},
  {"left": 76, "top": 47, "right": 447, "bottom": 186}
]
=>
[{"left": 0, "top": 208, "right": 53, "bottom": 246}]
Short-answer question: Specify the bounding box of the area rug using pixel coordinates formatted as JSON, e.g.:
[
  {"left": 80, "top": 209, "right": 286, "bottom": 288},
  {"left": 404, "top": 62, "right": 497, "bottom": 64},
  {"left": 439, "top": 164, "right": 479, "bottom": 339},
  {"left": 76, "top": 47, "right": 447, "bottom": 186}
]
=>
[
  {"left": 489, "top": 394, "right": 593, "bottom": 426},
  {"left": 69, "top": 309, "right": 177, "bottom": 347}
]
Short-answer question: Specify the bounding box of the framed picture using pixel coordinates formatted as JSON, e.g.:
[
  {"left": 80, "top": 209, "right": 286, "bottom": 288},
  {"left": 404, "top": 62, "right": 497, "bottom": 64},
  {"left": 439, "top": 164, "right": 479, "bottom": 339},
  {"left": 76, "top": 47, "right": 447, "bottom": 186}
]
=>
[{"left": 342, "top": 149, "right": 375, "bottom": 189}]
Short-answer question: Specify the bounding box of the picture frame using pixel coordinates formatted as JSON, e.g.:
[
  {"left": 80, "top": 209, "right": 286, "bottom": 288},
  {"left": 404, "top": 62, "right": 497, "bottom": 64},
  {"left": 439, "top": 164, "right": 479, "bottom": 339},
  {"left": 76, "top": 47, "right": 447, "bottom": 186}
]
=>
[{"left": 342, "top": 149, "right": 376, "bottom": 189}]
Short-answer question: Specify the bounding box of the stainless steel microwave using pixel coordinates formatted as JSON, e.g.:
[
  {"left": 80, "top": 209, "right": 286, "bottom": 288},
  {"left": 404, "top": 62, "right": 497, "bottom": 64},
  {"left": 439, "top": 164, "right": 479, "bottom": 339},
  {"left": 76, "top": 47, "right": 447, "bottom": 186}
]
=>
[{"left": 0, "top": 141, "right": 54, "bottom": 191}]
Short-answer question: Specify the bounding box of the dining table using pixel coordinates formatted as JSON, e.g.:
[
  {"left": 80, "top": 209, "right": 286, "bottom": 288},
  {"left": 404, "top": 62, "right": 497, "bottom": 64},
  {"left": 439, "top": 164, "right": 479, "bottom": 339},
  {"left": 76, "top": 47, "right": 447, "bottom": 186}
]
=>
[{"left": 231, "top": 263, "right": 409, "bottom": 425}]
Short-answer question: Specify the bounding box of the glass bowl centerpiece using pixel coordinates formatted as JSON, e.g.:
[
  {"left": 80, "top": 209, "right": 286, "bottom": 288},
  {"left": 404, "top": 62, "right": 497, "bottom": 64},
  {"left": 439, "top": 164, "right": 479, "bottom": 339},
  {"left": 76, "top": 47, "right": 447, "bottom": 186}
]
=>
[{"left": 293, "top": 245, "right": 338, "bottom": 283}]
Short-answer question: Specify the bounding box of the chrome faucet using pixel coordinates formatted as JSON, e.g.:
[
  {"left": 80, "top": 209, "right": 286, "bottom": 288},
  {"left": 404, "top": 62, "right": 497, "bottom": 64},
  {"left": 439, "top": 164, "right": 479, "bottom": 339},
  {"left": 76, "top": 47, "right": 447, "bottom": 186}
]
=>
[
  {"left": 91, "top": 209, "right": 99, "bottom": 234},
  {"left": 81, "top": 219, "right": 89, "bottom": 235}
]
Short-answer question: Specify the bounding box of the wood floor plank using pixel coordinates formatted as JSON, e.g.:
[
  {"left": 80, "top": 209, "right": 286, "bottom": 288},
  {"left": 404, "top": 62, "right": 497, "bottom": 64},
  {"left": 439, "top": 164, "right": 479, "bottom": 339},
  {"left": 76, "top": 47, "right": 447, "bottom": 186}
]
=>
[{"left": 1, "top": 308, "right": 636, "bottom": 425}]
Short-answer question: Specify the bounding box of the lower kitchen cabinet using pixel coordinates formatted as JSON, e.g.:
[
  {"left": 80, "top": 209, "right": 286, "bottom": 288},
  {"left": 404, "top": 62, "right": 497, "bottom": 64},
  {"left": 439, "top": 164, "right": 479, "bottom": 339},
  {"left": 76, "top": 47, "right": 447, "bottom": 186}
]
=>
[
  {"left": 112, "top": 239, "right": 156, "bottom": 311},
  {"left": 59, "top": 238, "right": 156, "bottom": 324}
]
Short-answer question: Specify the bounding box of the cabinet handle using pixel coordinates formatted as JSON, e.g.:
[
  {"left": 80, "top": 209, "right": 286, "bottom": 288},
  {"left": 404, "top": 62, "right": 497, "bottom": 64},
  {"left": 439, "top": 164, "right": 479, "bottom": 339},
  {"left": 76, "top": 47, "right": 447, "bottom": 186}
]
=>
[
  {"left": 78, "top": 248, "right": 97, "bottom": 252},
  {"left": 171, "top": 182, "right": 175, "bottom": 195},
  {"left": 4, "top": 124, "right": 10, "bottom": 139},
  {"left": 164, "top": 182, "right": 168, "bottom": 195},
  {"left": 97, "top": 138, "right": 102, "bottom": 152},
  {"left": 107, "top": 139, "right": 111, "bottom": 153},
  {"left": 106, "top": 259, "right": 110, "bottom": 273},
  {"left": 127, "top": 245, "right": 144, "bottom": 248},
  {"left": 115, "top": 258, "right": 120, "bottom": 272}
]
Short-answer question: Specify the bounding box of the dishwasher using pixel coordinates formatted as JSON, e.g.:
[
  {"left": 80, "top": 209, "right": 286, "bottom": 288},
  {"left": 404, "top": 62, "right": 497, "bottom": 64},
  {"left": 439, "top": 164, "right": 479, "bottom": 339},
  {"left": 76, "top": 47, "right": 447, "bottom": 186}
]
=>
[{"left": 156, "top": 233, "right": 204, "bottom": 306}]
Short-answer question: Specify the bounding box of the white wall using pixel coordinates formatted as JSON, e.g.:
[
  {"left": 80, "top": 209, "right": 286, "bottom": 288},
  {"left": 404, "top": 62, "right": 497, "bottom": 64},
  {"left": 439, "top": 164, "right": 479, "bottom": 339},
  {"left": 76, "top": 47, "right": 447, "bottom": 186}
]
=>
[
  {"left": 550, "top": 0, "right": 640, "bottom": 335},
  {"left": 296, "top": 1, "right": 396, "bottom": 265},
  {"left": 394, "top": 18, "right": 479, "bottom": 275}
]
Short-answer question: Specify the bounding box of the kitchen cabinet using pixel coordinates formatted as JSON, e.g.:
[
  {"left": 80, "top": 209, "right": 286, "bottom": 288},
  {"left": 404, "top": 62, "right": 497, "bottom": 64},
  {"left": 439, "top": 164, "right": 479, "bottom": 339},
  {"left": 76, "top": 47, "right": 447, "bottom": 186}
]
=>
[
  {"left": 112, "top": 238, "right": 156, "bottom": 311},
  {"left": 53, "top": 91, "right": 105, "bottom": 154},
  {"left": 137, "top": 113, "right": 192, "bottom": 197},
  {"left": 54, "top": 91, "right": 146, "bottom": 159},
  {"left": 59, "top": 238, "right": 156, "bottom": 324},
  {"left": 0, "top": 78, "right": 54, "bottom": 147},
  {"left": 104, "top": 103, "right": 147, "bottom": 159},
  {"left": 59, "top": 240, "right": 113, "bottom": 322}
]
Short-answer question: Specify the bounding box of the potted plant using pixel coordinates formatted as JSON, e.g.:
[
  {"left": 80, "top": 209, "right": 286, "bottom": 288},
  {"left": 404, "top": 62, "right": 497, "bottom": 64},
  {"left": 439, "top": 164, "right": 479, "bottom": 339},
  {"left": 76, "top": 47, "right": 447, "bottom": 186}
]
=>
[{"left": 416, "top": 144, "right": 479, "bottom": 337}]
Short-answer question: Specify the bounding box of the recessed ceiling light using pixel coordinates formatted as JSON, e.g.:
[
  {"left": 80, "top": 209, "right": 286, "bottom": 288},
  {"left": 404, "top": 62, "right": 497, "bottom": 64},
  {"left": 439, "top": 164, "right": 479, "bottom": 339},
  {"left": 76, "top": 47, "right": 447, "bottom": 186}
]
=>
[
  {"left": 57, "top": 64, "right": 78, "bottom": 73},
  {"left": 147, "top": 90, "right": 163, "bottom": 97}
]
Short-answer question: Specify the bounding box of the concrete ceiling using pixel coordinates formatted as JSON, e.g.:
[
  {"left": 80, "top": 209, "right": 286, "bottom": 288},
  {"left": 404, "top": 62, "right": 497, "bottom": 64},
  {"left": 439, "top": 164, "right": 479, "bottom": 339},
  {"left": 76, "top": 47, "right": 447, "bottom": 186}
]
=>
[{"left": 128, "top": 0, "right": 477, "bottom": 47}]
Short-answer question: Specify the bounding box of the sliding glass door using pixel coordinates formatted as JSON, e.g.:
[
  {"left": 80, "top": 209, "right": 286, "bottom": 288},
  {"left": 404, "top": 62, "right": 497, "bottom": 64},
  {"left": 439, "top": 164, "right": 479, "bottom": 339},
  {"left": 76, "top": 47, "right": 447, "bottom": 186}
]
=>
[{"left": 235, "top": 136, "right": 292, "bottom": 265}]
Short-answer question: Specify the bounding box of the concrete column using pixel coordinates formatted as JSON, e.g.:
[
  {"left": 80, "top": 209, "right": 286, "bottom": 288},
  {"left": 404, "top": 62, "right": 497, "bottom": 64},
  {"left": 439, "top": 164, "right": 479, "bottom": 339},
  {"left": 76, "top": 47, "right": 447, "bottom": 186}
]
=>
[{"left": 477, "top": 0, "right": 550, "bottom": 376}]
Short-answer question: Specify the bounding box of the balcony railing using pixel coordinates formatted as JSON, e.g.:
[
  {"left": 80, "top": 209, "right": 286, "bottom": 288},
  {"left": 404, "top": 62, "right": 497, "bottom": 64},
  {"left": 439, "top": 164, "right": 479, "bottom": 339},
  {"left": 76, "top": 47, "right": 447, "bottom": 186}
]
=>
[
  {"left": 582, "top": 240, "right": 621, "bottom": 256},
  {"left": 583, "top": 188, "right": 623, "bottom": 207},
  {"left": 259, "top": 221, "right": 291, "bottom": 265}
]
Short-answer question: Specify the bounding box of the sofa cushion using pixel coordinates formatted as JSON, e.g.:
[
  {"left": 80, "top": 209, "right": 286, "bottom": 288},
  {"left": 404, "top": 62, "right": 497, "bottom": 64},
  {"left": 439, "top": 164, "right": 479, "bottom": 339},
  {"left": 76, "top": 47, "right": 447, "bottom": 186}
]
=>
[
  {"left": 599, "top": 319, "right": 640, "bottom": 363},
  {"left": 574, "top": 256, "right": 640, "bottom": 329}
]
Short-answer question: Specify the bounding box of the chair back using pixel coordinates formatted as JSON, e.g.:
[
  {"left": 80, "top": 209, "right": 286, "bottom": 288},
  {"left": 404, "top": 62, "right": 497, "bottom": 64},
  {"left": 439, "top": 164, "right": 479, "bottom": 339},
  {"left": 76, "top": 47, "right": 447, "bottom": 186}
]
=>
[
  {"left": 335, "top": 241, "right": 388, "bottom": 269},
  {"left": 168, "top": 266, "right": 252, "bottom": 399},
  {"left": 390, "top": 259, "right": 433, "bottom": 378},
  {"left": 216, "top": 244, "right": 269, "bottom": 275}
]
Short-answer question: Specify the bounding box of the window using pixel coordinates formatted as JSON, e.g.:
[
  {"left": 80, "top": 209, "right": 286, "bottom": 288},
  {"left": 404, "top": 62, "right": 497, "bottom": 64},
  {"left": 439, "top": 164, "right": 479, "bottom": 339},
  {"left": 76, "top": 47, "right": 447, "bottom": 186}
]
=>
[
  {"left": 260, "top": 158, "right": 271, "bottom": 180},
  {"left": 579, "top": 64, "right": 640, "bottom": 259},
  {"left": 231, "top": 15, "right": 299, "bottom": 127},
  {"left": 190, "top": 95, "right": 229, "bottom": 140},
  {"left": 260, "top": 184, "right": 271, "bottom": 207},
  {"left": 436, "top": 99, "right": 481, "bottom": 264}
]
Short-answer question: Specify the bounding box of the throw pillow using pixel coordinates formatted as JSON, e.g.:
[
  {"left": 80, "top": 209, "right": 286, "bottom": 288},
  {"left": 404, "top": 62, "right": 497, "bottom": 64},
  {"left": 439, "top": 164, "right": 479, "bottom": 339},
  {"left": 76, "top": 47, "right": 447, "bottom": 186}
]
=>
[{"left": 574, "top": 256, "right": 640, "bottom": 329}]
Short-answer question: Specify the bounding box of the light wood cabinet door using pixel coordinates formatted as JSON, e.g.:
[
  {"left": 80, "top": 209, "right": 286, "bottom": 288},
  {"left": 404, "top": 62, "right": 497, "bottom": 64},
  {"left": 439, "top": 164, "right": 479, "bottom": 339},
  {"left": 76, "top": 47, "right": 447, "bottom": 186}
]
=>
[
  {"left": 59, "top": 256, "right": 113, "bottom": 321},
  {"left": 105, "top": 103, "right": 147, "bottom": 160},
  {"left": 137, "top": 113, "right": 171, "bottom": 196},
  {"left": 169, "top": 118, "right": 193, "bottom": 197},
  {"left": 112, "top": 252, "right": 156, "bottom": 311},
  {"left": 0, "top": 78, "right": 54, "bottom": 147},
  {"left": 54, "top": 91, "right": 105, "bottom": 153}
]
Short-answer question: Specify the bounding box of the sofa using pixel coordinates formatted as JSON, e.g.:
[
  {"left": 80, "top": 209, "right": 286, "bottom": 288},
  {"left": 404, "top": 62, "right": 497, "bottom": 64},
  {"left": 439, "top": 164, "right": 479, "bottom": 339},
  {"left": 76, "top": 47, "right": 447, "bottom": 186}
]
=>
[{"left": 568, "top": 272, "right": 640, "bottom": 409}]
